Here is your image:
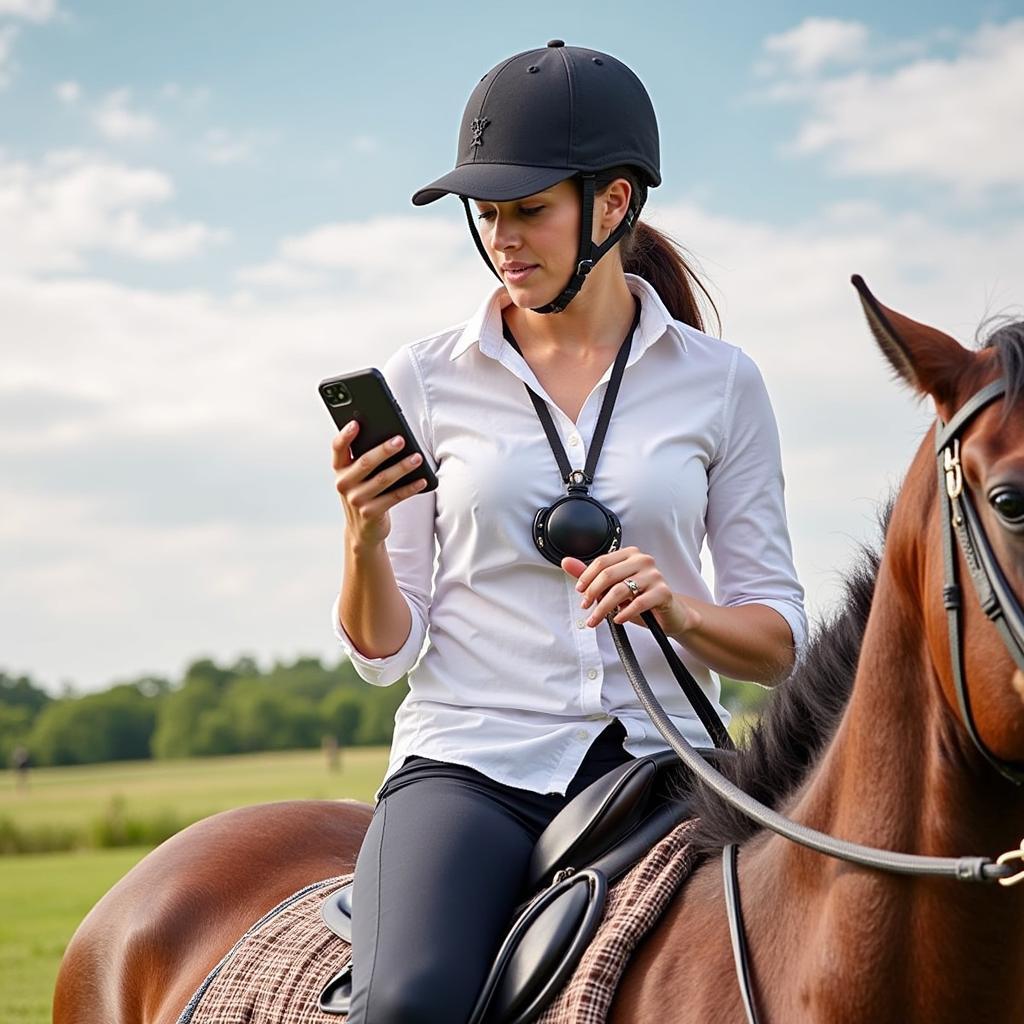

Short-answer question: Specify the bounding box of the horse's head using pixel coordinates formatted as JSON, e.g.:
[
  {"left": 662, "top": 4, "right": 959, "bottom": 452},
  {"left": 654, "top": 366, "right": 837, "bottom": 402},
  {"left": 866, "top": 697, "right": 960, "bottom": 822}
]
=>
[{"left": 852, "top": 275, "right": 1024, "bottom": 779}]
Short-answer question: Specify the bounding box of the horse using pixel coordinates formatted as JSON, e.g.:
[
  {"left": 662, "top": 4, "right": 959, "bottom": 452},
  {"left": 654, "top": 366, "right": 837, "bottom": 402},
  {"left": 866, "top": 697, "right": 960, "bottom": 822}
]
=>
[{"left": 53, "top": 278, "right": 1024, "bottom": 1023}]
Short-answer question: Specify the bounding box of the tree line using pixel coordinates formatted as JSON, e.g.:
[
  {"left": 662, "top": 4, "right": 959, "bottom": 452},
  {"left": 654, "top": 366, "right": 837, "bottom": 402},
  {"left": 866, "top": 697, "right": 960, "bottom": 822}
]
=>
[
  {"left": 1, "top": 657, "right": 768, "bottom": 769},
  {"left": 0, "top": 656, "right": 407, "bottom": 768}
]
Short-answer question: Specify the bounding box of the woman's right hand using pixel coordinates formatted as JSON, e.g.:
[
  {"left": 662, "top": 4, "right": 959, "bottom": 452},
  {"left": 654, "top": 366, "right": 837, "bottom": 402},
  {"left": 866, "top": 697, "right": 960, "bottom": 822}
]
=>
[{"left": 332, "top": 421, "right": 429, "bottom": 549}]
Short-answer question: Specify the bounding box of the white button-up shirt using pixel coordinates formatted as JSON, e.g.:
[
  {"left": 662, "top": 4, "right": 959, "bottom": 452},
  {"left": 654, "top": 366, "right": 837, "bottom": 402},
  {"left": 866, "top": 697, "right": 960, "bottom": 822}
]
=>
[{"left": 332, "top": 273, "right": 807, "bottom": 798}]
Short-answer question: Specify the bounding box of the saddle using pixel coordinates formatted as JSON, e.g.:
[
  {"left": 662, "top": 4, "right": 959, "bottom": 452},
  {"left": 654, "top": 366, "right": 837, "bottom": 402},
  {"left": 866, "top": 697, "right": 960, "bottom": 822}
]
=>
[{"left": 318, "top": 746, "right": 729, "bottom": 1022}]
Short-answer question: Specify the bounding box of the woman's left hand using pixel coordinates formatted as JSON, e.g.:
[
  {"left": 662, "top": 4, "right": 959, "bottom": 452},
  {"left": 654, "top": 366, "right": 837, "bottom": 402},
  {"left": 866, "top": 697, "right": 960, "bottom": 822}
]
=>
[{"left": 561, "top": 546, "right": 702, "bottom": 638}]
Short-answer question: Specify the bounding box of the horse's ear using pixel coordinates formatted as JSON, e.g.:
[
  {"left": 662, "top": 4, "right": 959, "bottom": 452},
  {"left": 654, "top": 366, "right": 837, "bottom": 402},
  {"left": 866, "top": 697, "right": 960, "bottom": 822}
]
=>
[{"left": 851, "top": 275, "right": 970, "bottom": 408}]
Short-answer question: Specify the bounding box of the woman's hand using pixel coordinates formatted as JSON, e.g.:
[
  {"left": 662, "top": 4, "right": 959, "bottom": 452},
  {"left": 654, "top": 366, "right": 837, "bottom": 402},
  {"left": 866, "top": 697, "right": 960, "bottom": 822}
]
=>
[
  {"left": 561, "top": 546, "right": 702, "bottom": 640},
  {"left": 332, "top": 421, "right": 428, "bottom": 549}
]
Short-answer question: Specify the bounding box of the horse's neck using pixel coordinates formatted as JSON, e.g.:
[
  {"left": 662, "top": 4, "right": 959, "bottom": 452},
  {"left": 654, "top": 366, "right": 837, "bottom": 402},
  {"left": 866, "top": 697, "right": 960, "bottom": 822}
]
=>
[{"left": 747, "top": 551, "right": 1024, "bottom": 1022}]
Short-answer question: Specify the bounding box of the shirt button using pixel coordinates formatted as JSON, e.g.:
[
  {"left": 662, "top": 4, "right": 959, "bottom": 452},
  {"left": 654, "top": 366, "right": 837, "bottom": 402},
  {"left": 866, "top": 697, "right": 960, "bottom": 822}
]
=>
[
  {"left": 587, "top": 668, "right": 598, "bottom": 680},
  {"left": 576, "top": 618, "right": 586, "bottom": 629},
  {"left": 568, "top": 434, "right": 580, "bottom": 446},
  {"left": 575, "top": 729, "right": 589, "bottom": 741}
]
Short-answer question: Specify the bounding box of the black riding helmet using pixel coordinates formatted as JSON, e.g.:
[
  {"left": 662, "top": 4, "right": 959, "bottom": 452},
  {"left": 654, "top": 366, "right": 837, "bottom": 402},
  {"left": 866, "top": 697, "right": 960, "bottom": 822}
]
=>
[{"left": 411, "top": 40, "right": 661, "bottom": 314}]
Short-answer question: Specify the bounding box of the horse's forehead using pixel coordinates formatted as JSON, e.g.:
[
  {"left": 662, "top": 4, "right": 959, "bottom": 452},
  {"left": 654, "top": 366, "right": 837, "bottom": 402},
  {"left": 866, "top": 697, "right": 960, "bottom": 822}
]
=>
[
  {"left": 948, "top": 346, "right": 1011, "bottom": 415},
  {"left": 959, "top": 380, "right": 1024, "bottom": 469}
]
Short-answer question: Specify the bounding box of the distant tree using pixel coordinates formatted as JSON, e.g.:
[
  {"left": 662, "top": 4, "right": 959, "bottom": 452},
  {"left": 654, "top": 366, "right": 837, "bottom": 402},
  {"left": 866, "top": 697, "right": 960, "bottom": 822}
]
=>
[
  {"left": 151, "top": 678, "right": 221, "bottom": 758},
  {"left": 129, "top": 675, "right": 173, "bottom": 699},
  {"left": 28, "top": 685, "right": 157, "bottom": 765},
  {"left": 355, "top": 682, "right": 409, "bottom": 746},
  {"left": 224, "top": 682, "right": 320, "bottom": 752},
  {"left": 264, "top": 655, "right": 352, "bottom": 705},
  {"left": 192, "top": 707, "right": 242, "bottom": 756},
  {"left": 0, "top": 704, "right": 33, "bottom": 766},
  {"left": 320, "top": 691, "right": 364, "bottom": 746},
  {"left": 0, "top": 672, "right": 51, "bottom": 716},
  {"left": 228, "top": 654, "right": 261, "bottom": 679},
  {"left": 182, "top": 657, "right": 238, "bottom": 692},
  {"left": 2, "top": 653, "right": 412, "bottom": 766}
]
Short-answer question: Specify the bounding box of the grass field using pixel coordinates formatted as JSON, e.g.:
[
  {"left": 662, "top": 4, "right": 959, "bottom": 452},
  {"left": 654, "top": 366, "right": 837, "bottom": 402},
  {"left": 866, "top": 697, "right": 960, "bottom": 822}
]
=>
[
  {"left": 0, "top": 745, "right": 390, "bottom": 833},
  {"left": 0, "top": 746, "right": 390, "bottom": 1024},
  {"left": 2, "top": 846, "right": 151, "bottom": 1024}
]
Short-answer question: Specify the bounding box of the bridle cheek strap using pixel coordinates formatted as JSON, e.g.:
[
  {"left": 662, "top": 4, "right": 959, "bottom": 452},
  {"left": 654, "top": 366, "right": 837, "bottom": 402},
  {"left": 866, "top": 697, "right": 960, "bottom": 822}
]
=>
[{"left": 935, "top": 379, "right": 1024, "bottom": 786}]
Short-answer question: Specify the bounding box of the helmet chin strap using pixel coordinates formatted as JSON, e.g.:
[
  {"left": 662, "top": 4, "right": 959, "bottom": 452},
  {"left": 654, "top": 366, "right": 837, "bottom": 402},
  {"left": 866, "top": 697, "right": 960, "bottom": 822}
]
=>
[{"left": 460, "top": 173, "right": 638, "bottom": 315}]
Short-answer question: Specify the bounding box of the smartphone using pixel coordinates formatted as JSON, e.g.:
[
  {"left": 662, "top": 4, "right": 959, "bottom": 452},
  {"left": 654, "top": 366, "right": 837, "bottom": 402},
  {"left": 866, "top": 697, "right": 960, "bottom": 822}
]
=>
[{"left": 319, "top": 368, "right": 438, "bottom": 495}]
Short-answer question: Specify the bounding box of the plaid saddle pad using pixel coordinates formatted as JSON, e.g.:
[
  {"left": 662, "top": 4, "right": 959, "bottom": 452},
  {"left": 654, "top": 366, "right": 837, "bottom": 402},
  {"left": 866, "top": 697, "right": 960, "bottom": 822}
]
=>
[{"left": 178, "top": 819, "right": 700, "bottom": 1024}]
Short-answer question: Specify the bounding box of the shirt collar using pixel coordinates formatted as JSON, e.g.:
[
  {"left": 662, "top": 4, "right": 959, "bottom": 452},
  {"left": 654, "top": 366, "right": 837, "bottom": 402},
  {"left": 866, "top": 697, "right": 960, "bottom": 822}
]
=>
[{"left": 448, "top": 273, "right": 689, "bottom": 362}]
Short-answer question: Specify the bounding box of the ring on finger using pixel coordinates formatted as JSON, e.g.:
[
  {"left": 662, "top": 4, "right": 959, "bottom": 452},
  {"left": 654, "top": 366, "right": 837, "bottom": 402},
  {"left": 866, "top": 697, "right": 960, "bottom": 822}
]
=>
[{"left": 624, "top": 578, "right": 641, "bottom": 598}]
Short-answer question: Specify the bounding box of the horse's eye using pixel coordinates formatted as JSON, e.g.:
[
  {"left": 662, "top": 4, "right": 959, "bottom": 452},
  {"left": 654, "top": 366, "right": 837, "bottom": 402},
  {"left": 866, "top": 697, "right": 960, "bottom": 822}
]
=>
[{"left": 991, "top": 487, "right": 1024, "bottom": 523}]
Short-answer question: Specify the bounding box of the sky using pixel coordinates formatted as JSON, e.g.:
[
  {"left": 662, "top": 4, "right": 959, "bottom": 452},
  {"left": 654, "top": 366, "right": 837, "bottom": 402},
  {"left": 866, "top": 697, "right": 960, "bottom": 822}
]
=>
[{"left": 2, "top": 1, "right": 1023, "bottom": 694}]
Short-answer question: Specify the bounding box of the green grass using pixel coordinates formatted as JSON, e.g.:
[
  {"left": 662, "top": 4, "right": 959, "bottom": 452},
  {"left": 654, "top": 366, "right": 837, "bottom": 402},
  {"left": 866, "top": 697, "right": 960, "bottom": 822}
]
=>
[
  {"left": 0, "top": 746, "right": 388, "bottom": 830},
  {"left": 1, "top": 846, "right": 151, "bottom": 1024},
  {"left": 0, "top": 746, "right": 391, "bottom": 852},
  {"left": 0, "top": 747, "right": 391, "bottom": 1024}
]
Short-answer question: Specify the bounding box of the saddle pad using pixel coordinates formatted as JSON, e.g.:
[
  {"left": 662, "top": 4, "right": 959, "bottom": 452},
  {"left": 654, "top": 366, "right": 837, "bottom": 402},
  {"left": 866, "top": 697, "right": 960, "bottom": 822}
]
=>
[
  {"left": 176, "top": 874, "right": 354, "bottom": 1024},
  {"left": 177, "top": 818, "right": 700, "bottom": 1024}
]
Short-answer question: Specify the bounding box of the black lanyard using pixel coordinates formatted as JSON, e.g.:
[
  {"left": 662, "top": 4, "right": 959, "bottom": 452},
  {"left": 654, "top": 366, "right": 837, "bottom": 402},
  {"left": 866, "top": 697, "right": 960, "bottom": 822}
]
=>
[
  {"left": 501, "top": 295, "right": 642, "bottom": 496},
  {"left": 501, "top": 294, "right": 735, "bottom": 752}
]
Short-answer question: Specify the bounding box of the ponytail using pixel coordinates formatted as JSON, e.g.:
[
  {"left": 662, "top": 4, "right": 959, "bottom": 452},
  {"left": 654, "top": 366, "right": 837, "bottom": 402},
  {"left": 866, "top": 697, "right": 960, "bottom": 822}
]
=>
[{"left": 590, "top": 166, "right": 721, "bottom": 335}]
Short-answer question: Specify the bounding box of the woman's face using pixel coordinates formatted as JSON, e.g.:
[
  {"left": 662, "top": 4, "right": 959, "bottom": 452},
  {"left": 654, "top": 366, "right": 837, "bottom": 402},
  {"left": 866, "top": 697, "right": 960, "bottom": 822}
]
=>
[{"left": 471, "top": 179, "right": 583, "bottom": 304}]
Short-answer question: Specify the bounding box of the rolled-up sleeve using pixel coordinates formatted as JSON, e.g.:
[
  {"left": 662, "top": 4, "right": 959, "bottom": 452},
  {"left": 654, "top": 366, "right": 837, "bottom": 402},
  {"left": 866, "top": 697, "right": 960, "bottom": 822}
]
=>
[
  {"left": 330, "top": 344, "right": 437, "bottom": 686},
  {"left": 705, "top": 348, "right": 807, "bottom": 674}
]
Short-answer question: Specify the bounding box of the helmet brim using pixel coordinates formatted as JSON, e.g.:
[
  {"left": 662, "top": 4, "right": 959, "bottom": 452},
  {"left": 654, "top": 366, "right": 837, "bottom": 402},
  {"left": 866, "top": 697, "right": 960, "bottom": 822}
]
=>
[{"left": 411, "top": 164, "right": 578, "bottom": 207}]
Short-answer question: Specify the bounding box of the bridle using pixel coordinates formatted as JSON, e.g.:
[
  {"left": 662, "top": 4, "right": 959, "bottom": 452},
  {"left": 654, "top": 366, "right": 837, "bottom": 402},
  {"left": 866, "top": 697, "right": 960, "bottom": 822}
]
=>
[
  {"left": 935, "top": 377, "right": 1024, "bottom": 787},
  {"left": 607, "top": 373, "right": 1024, "bottom": 1024}
]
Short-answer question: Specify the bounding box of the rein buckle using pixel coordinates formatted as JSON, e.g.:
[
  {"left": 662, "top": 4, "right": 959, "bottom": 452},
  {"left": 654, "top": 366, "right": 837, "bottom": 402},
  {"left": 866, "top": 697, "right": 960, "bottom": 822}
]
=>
[
  {"left": 996, "top": 839, "right": 1024, "bottom": 887},
  {"left": 944, "top": 440, "right": 964, "bottom": 499}
]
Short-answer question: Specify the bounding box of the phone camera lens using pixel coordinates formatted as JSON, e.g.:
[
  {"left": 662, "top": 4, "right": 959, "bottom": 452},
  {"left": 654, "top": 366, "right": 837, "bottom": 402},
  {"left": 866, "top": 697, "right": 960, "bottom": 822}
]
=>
[{"left": 323, "top": 383, "right": 352, "bottom": 408}]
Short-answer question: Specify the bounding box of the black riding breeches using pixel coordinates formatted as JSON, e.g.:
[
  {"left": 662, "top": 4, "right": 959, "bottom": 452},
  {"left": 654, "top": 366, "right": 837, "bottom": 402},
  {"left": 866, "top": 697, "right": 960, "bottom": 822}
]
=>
[{"left": 345, "top": 718, "right": 634, "bottom": 1024}]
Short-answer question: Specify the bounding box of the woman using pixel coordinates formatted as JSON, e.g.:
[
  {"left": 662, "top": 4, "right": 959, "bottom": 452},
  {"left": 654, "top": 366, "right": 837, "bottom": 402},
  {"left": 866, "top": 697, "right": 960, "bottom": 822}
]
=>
[{"left": 330, "top": 40, "right": 806, "bottom": 1024}]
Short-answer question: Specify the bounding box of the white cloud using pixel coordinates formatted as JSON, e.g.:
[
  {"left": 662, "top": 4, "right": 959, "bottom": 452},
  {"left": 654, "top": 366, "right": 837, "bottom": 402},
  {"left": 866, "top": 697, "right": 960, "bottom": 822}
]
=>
[
  {"left": 3, "top": 198, "right": 1023, "bottom": 691},
  {"left": 0, "top": 0, "right": 61, "bottom": 89},
  {"left": 235, "top": 215, "right": 466, "bottom": 292},
  {"left": 94, "top": 88, "right": 158, "bottom": 141},
  {"left": 760, "top": 17, "right": 869, "bottom": 75},
  {"left": 0, "top": 0, "right": 57, "bottom": 21},
  {"left": 0, "top": 149, "right": 226, "bottom": 272},
  {"left": 758, "top": 18, "right": 1024, "bottom": 195},
  {"left": 234, "top": 260, "right": 329, "bottom": 290},
  {"left": 287, "top": 217, "right": 462, "bottom": 267},
  {"left": 54, "top": 79, "right": 79, "bottom": 103}
]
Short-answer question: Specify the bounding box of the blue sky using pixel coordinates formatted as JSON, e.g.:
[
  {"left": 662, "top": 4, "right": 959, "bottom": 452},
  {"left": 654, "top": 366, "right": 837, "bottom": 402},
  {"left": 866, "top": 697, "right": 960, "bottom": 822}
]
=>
[
  {"left": 4, "top": 1, "right": 1018, "bottom": 287},
  {"left": 3, "top": 1, "right": 1023, "bottom": 692}
]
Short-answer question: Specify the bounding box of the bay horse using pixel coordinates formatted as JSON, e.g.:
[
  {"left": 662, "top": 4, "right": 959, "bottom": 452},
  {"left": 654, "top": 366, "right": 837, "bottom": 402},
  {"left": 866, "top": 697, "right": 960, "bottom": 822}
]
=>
[{"left": 53, "top": 279, "right": 1024, "bottom": 1023}]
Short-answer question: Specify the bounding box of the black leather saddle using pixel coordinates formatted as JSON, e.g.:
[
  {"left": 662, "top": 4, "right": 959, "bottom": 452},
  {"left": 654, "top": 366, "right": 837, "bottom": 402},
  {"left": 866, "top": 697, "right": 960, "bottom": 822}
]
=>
[{"left": 318, "top": 746, "right": 729, "bottom": 1021}]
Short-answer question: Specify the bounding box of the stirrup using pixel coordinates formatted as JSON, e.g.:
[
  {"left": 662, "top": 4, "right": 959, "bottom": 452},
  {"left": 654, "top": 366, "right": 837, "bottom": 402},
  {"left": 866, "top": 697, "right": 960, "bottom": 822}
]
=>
[{"left": 319, "top": 957, "right": 353, "bottom": 1015}]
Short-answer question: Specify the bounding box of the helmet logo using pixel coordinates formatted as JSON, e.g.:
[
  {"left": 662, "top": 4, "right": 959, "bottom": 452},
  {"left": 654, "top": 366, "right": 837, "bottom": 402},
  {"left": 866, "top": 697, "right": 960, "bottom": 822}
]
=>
[{"left": 470, "top": 117, "right": 490, "bottom": 147}]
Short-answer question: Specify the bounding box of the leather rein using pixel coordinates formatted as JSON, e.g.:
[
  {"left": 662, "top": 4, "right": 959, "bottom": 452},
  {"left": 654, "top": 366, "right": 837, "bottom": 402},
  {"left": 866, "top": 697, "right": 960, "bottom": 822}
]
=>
[{"left": 607, "top": 377, "right": 1024, "bottom": 1024}]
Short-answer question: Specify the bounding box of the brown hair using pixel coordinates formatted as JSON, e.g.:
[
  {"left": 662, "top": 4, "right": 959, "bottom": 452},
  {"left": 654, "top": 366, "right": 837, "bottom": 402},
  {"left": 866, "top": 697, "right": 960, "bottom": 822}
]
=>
[{"left": 584, "top": 165, "right": 721, "bottom": 335}]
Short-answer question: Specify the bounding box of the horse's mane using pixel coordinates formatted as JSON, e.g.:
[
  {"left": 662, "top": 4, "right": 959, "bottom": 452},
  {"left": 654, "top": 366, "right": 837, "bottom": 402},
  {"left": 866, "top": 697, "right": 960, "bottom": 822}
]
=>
[
  {"left": 678, "top": 491, "right": 894, "bottom": 859},
  {"left": 982, "top": 319, "right": 1024, "bottom": 421}
]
